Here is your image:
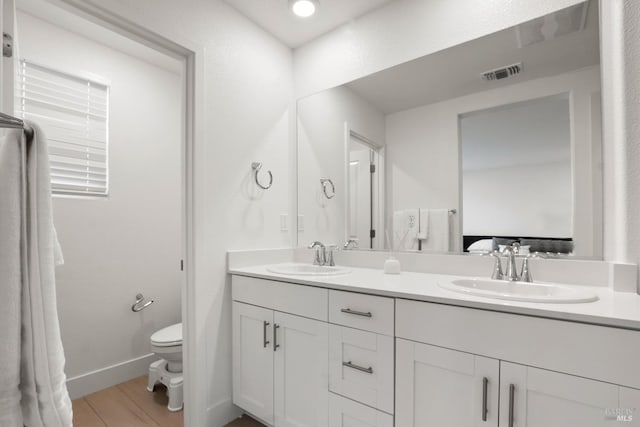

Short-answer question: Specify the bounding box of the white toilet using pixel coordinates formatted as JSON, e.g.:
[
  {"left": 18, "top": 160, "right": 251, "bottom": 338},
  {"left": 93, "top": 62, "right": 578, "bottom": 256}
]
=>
[{"left": 147, "top": 323, "right": 183, "bottom": 412}]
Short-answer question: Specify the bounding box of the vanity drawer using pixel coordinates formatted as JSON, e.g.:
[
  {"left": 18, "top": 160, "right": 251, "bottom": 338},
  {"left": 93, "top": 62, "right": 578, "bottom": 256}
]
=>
[
  {"left": 329, "top": 324, "right": 394, "bottom": 414},
  {"left": 232, "top": 275, "right": 328, "bottom": 321},
  {"left": 329, "top": 392, "right": 393, "bottom": 427},
  {"left": 329, "top": 290, "right": 394, "bottom": 335}
]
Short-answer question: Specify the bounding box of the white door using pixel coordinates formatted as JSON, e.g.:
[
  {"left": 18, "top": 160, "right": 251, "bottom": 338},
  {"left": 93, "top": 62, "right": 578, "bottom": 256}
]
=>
[
  {"left": 348, "top": 144, "right": 372, "bottom": 248},
  {"left": 232, "top": 302, "right": 274, "bottom": 425},
  {"left": 328, "top": 393, "right": 393, "bottom": 427},
  {"left": 499, "top": 362, "right": 620, "bottom": 427},
  {"left": 274, "top": 311, "right": 329, "bottom": 427},
  {"left": 396, "top": 339, "right": 499, "bottom": 427},
  {"left": 1, "top": 0, "right": 16, "bottom": 114},
  {"left": 329, "top": 324, "right": 394, "bottom": 414}
]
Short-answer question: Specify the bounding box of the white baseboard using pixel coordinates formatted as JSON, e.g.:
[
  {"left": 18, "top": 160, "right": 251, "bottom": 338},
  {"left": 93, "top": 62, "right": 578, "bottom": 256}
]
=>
[
  {"left": 66, "top": 353, "right": 158, "bottom": 399},
  {"left": 206, "top": 397, "right": 239, "bottom": 427}
]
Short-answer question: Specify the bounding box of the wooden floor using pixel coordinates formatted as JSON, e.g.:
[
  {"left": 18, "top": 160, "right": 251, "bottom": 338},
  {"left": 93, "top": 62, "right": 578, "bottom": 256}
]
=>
[
  {"left": 73, "top": 376, "right": 183, "bottom": 427},
  {"left": 72, "top": 375, "right": 264, "bottom": 427}
]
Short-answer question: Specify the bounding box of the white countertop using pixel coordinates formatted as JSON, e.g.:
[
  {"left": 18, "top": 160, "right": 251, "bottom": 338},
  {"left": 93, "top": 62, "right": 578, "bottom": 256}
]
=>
[{"left": 229, "top": 264, "right": 640, "bottom": 331}]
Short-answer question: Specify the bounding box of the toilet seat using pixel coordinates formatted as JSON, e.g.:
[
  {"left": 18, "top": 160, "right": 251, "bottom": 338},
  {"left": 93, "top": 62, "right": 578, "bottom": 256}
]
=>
[{"left": 150, "top": 323, "right": 182, "bottom": 347}]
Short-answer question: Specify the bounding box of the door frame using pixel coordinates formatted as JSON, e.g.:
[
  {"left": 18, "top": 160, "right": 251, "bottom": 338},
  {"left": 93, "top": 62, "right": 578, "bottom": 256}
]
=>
[
  {"left": 344, "top": 122, "right": 385, "bottom": 250},
  {"left": 38, "top": 1, "right": 203, "bottom": 425}
]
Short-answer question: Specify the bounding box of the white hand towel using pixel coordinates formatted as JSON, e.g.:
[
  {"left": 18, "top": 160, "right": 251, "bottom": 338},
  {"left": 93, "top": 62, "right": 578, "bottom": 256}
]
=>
[
  {"left": 421, "top": 209, "right": 450, "bottom": 252},
  {"left": 20, "top": 122, "right": 73, "bottom": 427},
  {"left": 0, "top": 130, "right": 25, "bottom": 427}
]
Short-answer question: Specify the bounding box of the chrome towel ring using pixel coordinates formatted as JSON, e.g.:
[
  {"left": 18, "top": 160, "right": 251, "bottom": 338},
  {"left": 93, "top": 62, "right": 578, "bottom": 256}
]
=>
[
  {"left": 320, "top": 178, "right": 335, "bottom": 199},
  {"left": 252, "top": 162, "right": 273, "bottom": 190},
  {"left": 132, "top": 293, "right": 154, "bottom": 312}
]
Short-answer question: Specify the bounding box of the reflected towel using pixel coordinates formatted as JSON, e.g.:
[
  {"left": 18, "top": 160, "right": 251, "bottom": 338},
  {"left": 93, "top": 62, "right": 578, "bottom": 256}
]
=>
[{"left": 421, "top": 209, "right": 450, "bottom": 252}]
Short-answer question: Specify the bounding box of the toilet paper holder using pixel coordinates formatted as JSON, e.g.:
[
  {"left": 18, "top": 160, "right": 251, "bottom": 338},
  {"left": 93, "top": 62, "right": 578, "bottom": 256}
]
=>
[{"left": 132, "top": 293, "right": 154, "bottom": 312}]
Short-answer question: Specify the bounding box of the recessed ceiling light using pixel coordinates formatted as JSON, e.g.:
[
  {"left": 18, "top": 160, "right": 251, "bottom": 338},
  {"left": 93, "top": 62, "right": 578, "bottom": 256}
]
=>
[{"left": 289, "top": 0, "right": 319, "bottom": 18}]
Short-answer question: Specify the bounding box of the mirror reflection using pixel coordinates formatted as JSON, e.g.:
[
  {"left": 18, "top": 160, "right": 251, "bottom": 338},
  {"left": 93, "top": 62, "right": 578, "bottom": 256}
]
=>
[{"left": 297, "top": 1, "right": 602, "bottom": 258}]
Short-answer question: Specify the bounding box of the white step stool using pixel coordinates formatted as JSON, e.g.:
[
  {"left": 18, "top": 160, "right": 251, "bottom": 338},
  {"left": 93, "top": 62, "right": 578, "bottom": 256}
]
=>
[{"left": 147, "top": 359, "right": 183, "bottom": 412}]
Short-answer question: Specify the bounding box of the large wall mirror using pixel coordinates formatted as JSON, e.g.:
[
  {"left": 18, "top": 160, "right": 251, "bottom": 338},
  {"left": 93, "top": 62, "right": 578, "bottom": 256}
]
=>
[{"left": 297, "top": 1, "right": 602, "bottom": 258}]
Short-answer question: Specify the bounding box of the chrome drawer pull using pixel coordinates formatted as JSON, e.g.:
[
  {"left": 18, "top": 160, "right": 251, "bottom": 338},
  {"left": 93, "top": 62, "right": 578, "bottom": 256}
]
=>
[
  {"left": 273, "top": 324, "right": 280, "bottom": 352},
  {"left": 340, "top": 308, "right": 372, "bottom": 318},
  {"left": 263, "top": 321, "right": 270, "bottom": 348},
  {"left": 482, "top": 377, "right": 488, "bottom": 421},
  {"left": 343, "top": 361, "right": 373, "bottom": 374},
  {"left": 508, "top": 384, "right": 515, "bottom": 427}
]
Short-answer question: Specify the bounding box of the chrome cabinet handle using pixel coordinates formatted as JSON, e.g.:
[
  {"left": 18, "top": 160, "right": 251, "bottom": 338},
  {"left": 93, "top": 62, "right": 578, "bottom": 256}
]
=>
[
  {"left": 482, "top": 377, "right": 488, "bottom": 421},
  {"left": 263, "top": 321, "right": 270, "bottom": 348},
  {"left": 508, "top": 384, "right": 515, "bottom": 427},
  {"left": 273, "top": 324, "right": 280, "bottom": 352},
  {"left": 340, "top": 308, "right": 372, "bottom": 318},
  {"left": 342, "top": 361, "right": 373, "bottom": 374}
]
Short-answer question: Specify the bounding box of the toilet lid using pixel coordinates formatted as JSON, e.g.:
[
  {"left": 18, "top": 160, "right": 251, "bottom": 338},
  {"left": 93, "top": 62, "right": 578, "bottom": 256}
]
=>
[{"left": 151, "top": 323, "right": 182, "bottom": 347}]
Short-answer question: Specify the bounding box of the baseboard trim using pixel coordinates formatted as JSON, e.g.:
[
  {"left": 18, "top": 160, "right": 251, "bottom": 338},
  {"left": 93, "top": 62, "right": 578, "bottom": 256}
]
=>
[{"left": 66, "top": 353, "right": 158, "bottom": 399}]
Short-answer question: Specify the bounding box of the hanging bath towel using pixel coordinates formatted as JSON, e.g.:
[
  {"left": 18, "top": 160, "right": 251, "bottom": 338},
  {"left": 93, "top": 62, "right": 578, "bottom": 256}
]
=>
[
  {"left": 19, "top": 122, "right": 73, "bottom": 427},
  {"left": 0, "top": 130, "right": 25, "bottom": 427}
]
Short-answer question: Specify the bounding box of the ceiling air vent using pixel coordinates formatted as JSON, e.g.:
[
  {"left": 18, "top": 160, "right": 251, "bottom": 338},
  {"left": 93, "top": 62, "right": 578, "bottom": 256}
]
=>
[{"left": 481, "top": 63, "right": 522, "bottom": 81}]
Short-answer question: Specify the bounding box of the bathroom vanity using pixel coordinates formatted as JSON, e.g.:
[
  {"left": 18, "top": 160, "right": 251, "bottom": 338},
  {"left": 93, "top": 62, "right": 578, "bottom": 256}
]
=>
[{"left": 229, "top": 263, "right": 640, "bottom": 427}]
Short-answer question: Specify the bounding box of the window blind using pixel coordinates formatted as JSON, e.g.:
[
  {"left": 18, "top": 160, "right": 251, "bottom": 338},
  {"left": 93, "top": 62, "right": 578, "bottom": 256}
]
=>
[{"left": 15, "top": 60, "right": 109, "bottom": 196}]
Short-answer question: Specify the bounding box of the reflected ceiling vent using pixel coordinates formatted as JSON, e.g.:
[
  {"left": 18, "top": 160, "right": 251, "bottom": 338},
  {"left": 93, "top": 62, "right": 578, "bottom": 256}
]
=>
[
  {"left": 481, "top": 63, "right": 522, "bottom": 81},
  {"left": 516, "top": 2, "right": 589, "bottom": 48}
]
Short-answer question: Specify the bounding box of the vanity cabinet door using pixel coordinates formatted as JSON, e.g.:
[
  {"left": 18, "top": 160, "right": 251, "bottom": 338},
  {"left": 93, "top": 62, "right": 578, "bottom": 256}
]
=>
[
  {"left": 620, "top": 387, "right": 640, "bottom": 426},
  {"left": 274, "top": 311, "right": 329, "bottom": 427},
  {"left": 232, "top": 302, "right": 275, "bottom": 425},
  {"left": 396, "top": 339, "right": 499, "bottom": 427},
  {"left": 499, "top": 362, "right": 619, "bottom": 427}
]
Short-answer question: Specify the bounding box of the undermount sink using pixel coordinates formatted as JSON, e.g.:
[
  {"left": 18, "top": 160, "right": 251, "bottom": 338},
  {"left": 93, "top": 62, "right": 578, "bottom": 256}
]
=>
[
  {"left": 438, "top": 278, "right": 599, "bottom": 304},
  {"left": 266, "top": 263, "right": 351, "bottom": 276}
]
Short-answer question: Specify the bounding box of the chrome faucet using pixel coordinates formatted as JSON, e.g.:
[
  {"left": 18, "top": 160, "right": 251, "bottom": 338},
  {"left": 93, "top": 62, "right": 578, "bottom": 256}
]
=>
[
  {"left": 502, "top": 243, "right": 520, "bottom": 281},
  {"left": 343, "top": 238, "right": 359, "bottom": 250},
  {"left": 308, "top": 241, "right": 326, "bottom": 266}
]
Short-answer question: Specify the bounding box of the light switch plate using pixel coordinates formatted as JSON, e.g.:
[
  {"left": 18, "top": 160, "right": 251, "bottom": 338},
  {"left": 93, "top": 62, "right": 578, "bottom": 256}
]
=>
[
  {"left": 298, "top": 214, "right": 304, "bottom": 231},
  {"left": 280, "top": 214, "right": 288, "bottom": 231}
]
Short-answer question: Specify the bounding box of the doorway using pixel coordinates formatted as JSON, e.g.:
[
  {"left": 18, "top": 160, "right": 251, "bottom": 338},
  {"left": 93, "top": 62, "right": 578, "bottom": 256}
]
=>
[{"left": 345, "top": 126, "right": 385, "bottom": 250}]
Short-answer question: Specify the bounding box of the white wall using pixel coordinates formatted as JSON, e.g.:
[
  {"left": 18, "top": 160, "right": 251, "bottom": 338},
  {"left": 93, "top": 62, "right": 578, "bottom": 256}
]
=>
[
  {"left": 600, "top": 0, "right": 640, "bottom": 272},
  {"left": 17, "top": 10, "right": 183, "bottom": 395},
  {"left": 297, "top": 85, "right": 384, "bottom": 247},
  {"left": 385, "top": 66, "right": 601, "bottom": 256}
]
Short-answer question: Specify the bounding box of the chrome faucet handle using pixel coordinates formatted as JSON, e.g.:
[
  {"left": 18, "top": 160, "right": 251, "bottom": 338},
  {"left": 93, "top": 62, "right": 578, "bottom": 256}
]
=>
[
  {"left": 326, "top": 244, "right": 338, "bottom": 266},
  {"left": 520, "top": 252, "right": 546, "bottom": 283},
  {"left": 485, "top": 250, "right": 504, "bottom": 280},
  {"left": 520, "top": 255, "right": 533, "bottom": 283}
]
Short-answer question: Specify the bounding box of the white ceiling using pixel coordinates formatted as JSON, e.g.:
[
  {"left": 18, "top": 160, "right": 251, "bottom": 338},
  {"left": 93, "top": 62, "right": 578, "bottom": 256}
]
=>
[
  {"left": 222, "top": 0, "right": 396, "bottom": 48},
  {"left": 345, "top": 1, "right": 599, "bottom": 114}
]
